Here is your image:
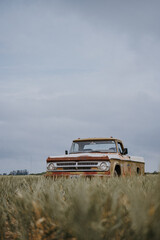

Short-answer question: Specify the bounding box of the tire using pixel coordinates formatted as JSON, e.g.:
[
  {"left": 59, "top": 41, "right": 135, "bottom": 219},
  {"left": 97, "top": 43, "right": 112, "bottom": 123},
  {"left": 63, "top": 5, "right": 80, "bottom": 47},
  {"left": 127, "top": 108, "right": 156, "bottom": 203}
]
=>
[
  {"left": 114, "top": 165, "right": 121, "bottom": 177},
  {"left": 114, "top": 170, "right": 118, "bottom": 177}
]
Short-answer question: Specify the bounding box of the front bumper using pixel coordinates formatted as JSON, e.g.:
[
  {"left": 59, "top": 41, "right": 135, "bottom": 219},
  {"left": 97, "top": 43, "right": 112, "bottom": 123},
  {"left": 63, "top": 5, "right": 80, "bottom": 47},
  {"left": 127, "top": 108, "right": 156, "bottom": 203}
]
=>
[{"left": 45, "top": 171, "right": 111, "bottom": 177}]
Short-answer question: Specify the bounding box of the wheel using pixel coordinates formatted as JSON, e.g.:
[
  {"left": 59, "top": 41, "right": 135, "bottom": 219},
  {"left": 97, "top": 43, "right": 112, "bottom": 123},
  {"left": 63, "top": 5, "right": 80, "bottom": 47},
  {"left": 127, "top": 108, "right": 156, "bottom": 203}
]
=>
[
  {"left": 114, "top": 165, "right": 121, "bottom": 177},
  {"left": 114, "top": 170, "right": 118, "bottom": 177}
]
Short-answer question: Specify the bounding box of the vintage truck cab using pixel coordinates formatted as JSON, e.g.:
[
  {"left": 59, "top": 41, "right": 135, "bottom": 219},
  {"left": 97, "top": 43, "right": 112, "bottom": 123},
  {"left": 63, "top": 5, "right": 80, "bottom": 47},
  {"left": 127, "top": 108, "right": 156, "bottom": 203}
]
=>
[{"left": 46, "top": 138, "right": 145, "bottom": 177}]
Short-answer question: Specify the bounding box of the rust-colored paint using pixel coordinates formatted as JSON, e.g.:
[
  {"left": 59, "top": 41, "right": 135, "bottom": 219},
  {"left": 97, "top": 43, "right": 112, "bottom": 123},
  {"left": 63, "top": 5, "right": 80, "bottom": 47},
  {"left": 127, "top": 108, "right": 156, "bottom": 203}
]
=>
[
  {"left": 47, "top": 155, "right": 109, "bottom": 162},
  {"left": 45, "top": 170, "right": 111, "bottom": 177},
  {"left": 73, "top": 137, "right": 123, "bottom": 143}
]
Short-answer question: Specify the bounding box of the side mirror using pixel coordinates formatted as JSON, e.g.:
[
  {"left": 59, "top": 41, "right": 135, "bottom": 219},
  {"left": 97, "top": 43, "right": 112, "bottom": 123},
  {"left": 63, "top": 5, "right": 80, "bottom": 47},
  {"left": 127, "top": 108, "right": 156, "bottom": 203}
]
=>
[
  {"left": 65, "top": 150, "right": 68, "bottom": 155},
  {"left": 122, "top": 148, "right": 128, "bottom": 155}
]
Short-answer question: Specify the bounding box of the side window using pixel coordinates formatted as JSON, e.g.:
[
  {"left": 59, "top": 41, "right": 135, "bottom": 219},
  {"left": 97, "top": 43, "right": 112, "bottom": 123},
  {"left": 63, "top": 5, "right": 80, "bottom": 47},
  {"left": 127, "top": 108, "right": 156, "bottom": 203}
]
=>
[
  {"left": 71, "top": 142, "right": 79, "bottom": 152},
  {"left": 118, "top": 142, "right": 123, "bottom": 154}
]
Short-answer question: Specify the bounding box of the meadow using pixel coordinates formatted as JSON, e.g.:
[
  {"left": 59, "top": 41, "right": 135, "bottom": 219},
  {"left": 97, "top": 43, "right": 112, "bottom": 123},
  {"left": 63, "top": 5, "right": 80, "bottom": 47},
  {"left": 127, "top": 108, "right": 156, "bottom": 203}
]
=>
[{"left": 0, "top": 175, "right": 159, "bottom": 240}]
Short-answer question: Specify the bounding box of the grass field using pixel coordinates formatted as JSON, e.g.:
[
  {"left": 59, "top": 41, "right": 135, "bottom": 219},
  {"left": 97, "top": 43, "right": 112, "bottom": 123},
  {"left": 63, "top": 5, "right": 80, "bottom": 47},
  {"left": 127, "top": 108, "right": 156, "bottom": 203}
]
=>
[{"left": 0, "top": 175, "right": 160, "bottom": 240}]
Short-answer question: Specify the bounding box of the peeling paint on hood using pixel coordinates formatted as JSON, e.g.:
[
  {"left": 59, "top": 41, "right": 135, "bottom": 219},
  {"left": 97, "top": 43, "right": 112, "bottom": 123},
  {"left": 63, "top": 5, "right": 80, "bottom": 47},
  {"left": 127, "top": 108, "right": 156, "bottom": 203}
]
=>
[{"left": 48, "top": 153, "right": 144, "bottom": 163}]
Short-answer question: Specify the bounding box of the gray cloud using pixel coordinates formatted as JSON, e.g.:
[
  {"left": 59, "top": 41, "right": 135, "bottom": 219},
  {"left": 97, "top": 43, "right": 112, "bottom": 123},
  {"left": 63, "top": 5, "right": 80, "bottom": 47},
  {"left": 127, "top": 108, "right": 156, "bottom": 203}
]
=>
[{"left": 0, "top": 0, "right": 160, "bottom": 173}]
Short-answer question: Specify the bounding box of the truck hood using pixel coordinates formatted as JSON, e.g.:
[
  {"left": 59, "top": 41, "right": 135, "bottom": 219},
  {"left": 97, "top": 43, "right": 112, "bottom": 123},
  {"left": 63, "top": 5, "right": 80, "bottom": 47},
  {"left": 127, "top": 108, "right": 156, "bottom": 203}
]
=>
[
  {"left": 47, "top": 152, "right": 111, "bottom": 162},
  {"left": 47, "top": 152, "right": 144, "bottom": 163}
]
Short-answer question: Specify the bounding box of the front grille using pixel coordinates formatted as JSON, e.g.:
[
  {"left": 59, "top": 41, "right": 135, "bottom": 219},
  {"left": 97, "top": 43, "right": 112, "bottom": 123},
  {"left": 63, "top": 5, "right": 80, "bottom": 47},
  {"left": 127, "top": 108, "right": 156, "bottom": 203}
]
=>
[
  {"left": 50, "top": 161, "right": 99, "bottom": 171},
  {"left": 78, "top": 162, "right": 98, "bottom": 166},
  {"left": 57, "top": 162, "right": 76, "bottom": 166},
  {"left": 63, "top": 167, "right": 77, "bottom": 170}
]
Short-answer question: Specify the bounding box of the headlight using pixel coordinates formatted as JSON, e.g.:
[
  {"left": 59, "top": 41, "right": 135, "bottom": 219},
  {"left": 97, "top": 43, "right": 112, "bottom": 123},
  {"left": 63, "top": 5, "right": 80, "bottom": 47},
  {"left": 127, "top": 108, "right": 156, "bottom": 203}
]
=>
[
  {"left": 99, "top": 162, "right": 110, "bottom": 171},
  {"left": 47, "top": 163, "right": 56, "bottom": 171}
]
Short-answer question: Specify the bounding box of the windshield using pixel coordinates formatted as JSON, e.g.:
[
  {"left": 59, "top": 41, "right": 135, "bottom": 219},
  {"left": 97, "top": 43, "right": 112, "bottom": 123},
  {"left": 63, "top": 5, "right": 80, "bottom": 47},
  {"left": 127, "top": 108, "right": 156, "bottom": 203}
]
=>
[{"left": 70, "top": 140, "right": 117, "bottom": 153}]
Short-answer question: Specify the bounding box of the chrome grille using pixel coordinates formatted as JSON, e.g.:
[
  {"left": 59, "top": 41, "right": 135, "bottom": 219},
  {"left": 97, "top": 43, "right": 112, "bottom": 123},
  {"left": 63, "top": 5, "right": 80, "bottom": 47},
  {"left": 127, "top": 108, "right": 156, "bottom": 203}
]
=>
[
  {"left": 48, "top": 161, "right": 99, "bottom": 171},
  {"left": 78, "top": 162, "right": 98, "bottom": 165},
  {"left": 57, "top": 162, "right": 76, "bottom": 166}
]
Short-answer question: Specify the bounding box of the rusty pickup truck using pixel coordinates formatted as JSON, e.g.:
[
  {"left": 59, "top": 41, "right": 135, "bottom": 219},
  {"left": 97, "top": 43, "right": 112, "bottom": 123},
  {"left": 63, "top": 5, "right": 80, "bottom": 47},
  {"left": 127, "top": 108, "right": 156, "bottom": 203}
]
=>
[{"left": 46, "top": 138, "right": 145, "bottom": 177}]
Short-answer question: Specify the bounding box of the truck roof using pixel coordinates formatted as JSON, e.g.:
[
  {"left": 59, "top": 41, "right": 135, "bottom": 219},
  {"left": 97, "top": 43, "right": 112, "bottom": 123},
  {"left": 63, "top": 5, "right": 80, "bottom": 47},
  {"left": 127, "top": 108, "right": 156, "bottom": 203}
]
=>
[{"left": 73, "top": 138, "right": 122, "bottom": 142}]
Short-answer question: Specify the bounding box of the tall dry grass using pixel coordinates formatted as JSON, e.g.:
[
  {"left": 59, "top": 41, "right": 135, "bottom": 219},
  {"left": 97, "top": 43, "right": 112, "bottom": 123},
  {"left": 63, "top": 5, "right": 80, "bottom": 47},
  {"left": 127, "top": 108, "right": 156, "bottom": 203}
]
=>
[{"left": 0, "top": 175, "right": 160, "bottom": 240}]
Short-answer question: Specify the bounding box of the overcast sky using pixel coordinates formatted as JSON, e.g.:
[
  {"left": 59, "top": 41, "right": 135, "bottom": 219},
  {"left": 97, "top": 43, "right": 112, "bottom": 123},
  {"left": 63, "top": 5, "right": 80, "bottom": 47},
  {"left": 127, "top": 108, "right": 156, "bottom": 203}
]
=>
[{"left": 0, "top": 0, "right": 160, "bottom": 174}]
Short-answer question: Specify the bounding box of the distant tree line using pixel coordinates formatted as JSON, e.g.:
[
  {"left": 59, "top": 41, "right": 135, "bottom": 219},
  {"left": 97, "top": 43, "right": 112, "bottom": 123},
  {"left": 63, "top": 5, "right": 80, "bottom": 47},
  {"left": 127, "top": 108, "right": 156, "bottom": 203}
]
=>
[
  {"left": 9, "top": 169, "right": 29, "bottom": 175},
  {"left": 0, "top": 170, "right": 47, "bottom": 175}
]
